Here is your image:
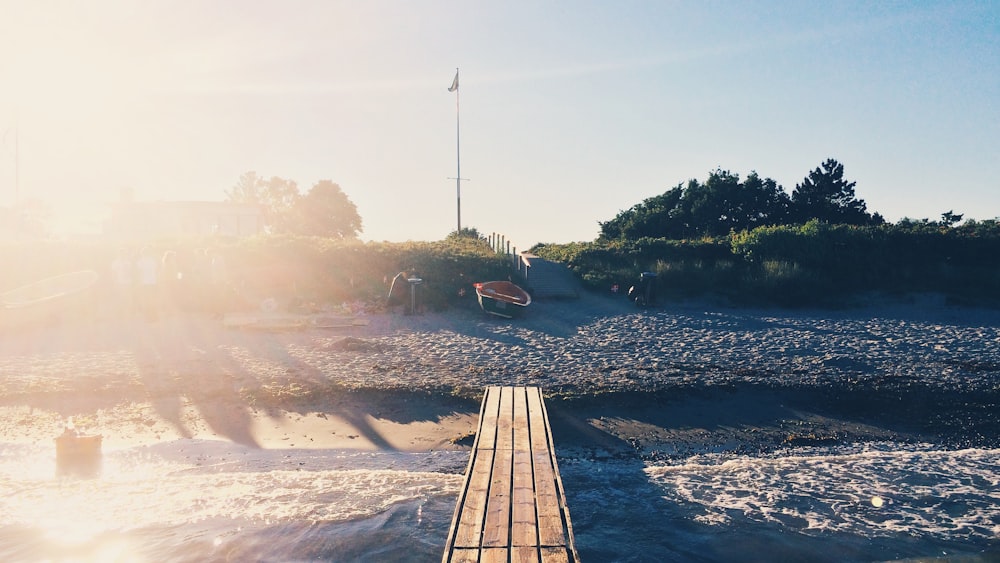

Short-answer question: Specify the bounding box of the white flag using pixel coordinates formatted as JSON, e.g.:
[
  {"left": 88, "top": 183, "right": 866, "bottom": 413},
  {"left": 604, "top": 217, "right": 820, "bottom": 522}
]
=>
[{"left": 448, "top": 70, "right": 458, "bottom": 92}]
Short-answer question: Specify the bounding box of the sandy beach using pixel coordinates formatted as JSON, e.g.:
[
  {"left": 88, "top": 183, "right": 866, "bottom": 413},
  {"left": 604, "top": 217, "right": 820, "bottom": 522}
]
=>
[
  {"left": 4, "top": 291, "right": 1000, "bottom": 561},
  {"left": 2, "top": 290, "right": 998, "bottom": 464}
]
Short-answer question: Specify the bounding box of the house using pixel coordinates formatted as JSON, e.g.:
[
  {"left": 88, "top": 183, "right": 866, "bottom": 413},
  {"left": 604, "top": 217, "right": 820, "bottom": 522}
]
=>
[{"left": 105, "top": 199, "right": 263, "bottom": 240}]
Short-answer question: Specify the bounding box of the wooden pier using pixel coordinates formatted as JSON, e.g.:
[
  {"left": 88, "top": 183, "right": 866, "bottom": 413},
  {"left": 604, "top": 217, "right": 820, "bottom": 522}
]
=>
[{"left": 443, "top": 386, "right": 579, "bottom": 563}]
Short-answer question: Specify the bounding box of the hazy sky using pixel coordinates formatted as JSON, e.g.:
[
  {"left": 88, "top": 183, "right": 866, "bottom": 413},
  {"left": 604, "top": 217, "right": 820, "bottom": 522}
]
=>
[{"left": 1, "top": 1, "right": 997, "bottom": 247}]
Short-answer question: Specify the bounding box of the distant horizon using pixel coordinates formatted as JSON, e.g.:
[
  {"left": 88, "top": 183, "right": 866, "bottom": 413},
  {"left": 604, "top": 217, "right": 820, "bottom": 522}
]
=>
[{"left": 2, "top": 2, "right": 997, "bottom": 248}]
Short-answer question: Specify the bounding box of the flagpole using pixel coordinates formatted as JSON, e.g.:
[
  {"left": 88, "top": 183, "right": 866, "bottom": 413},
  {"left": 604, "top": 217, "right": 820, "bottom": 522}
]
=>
[
  {"left": 454, "top": 67, "right": 461, "bottom": 234},
  {"left": 15, "top": 123, "right": 19, "bottom": 204},
  {"left": 447, "top": 68, "right": 466, "bottom": 235}
]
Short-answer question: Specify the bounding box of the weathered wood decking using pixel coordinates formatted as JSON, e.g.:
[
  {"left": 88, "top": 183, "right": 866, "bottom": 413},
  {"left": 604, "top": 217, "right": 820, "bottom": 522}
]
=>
[{"left": 443, "top": 386, "right": 579, "bottom": 563}]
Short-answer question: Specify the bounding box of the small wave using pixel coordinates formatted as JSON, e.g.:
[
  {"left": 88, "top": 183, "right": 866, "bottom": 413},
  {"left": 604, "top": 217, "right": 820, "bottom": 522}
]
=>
[
  {"left": 0, "top": 443, "right": 465, "bottom": 545},
  {"left": 644, "top": 443, "right": 1000, "bottom": 541}
]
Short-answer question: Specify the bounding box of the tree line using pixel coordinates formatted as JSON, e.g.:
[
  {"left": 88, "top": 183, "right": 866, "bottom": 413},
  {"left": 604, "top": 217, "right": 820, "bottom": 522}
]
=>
[
  {"left": 599, "top": 158, "right": 891, "bottom": 241},
  {"left": 527, "top": 158, "right": 1000, "bottom": 305}
]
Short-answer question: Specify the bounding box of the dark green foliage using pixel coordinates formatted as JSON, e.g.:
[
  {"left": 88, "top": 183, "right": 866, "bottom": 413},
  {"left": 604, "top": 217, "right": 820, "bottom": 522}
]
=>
[
  {"left": 941, "top": 210, "right": 964, "bottom": 227},
  {"left": 599, "top": 159, "right": 885, "bottom": 242},
  {"left": 598, "top": 186, "right": 685, "bottom": 240},
  {"left": 790, "top": 159, "right": 882, "bottom": 226},
  {"left": 535, "top": 217, "right": 1000, "bottom": 307},
  {"left": 531, "top": 237, "right": 737, "bottom": 297},
  {"left": 598, "top": 169, "right": 792, "bottom": 240},
  {"left": 583, "top": 158, "right": 1000, "bottom": 306},
  {"left": 730, "top": 219, "right": 1000, "bottom": 301}
]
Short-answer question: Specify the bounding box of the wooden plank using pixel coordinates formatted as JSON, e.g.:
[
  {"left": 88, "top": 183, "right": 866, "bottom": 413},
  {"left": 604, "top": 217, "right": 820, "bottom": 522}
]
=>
[
  {"left": 445, "top": 386, "right": 499, "bottom": 562},
  {"left": 477, "top": 386, "right": 502, "bottom": 451},
  {"left": 480, "top": 548, "right": 508, "bottom": 563},
  {"left": 531, "top": 452, "right": 560, "bottom": 516},
  {"left": 526, "top": 387, "right": 550, "bottom": 453},
  {"left": 449, "top": 548, "right": 480, "bottom": 563},
  {"left": 537, "top": 516, "right": 567, "bottom": 549},
  {"left": 453, "top": 448, "right": 495, "bottom": 548},
  {"left": 533, "top": 459, "right": 568, "bottom": 546},
  {"left": 494, "top": 386, "right": 514, "bottom": 451},
  {"left": 510, "top": 447, "right": 538, "bottom": 547},
  {"left": 511, "top": 387, "right": 538, "bottom": 547},
  {"left": 540, "top": 547, "right": 571, "bottom": 563},
  {"left": 482, "top": 445, "right": 512, "bottom": 547},
  {"left": 528, "top": 388, "right": 569, "bottom": 549},
  {"left": 535, "top": 390, "right": 580, "bottom": 560},
  {"left": 513, "top": 386, "right": 531, "bottom": 452},
  {"left": 512, "top": 545, "right": 542, "bottom": 563}
]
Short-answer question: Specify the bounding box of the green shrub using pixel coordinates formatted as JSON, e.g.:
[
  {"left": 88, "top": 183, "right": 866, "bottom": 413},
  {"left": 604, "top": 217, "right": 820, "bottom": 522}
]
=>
[
  {"left": 5, "top": 220, "right": 998, "bottom": 310},
  {"left": 734, "top": 260, "right": 839, "bottom": 307}
]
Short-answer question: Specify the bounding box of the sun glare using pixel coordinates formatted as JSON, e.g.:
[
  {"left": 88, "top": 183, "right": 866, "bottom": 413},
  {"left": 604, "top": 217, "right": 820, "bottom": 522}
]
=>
[
  {"left": 6, "top": 471, "right": 131, "bottom": 559},
  {"left": 0, "top": 442, "right": 180, "bottom": 562}
]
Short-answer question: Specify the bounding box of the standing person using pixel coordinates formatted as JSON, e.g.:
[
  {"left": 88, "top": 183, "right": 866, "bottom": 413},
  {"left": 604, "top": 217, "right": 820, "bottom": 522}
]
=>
[
  {"left": 109, "top": 247, "right": 134, "bottom": 319},
  {"left": 160, "top": 250, "right": 181, "bottom": 314},
  {"left": 208, "top": 248, "right": 229, "bottom": 319},
  {"left": 190, "top": 248, "right": 211, "bottom": 313},
  {"left": 135, "top": 246, "right": 159, "bottom": 320}
]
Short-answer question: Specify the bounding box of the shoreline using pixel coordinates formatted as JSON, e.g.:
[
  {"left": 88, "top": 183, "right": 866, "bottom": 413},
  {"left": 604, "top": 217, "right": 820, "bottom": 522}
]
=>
[{"left": 1, "top": 291, "right": 999, "bottom": 463}]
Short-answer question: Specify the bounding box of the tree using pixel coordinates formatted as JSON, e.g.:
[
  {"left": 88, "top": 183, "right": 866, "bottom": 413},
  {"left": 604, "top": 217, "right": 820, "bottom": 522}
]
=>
[
  {"left": 289, "top": 180, "right": 362, "bottom": 239},
  {"left": 226, "top": 171, "right": 301, "bottom": 232},
  {"left": 260, "top": 176, "right": 301, "bottom": 233},
  {"left": 791, "top": 159, "right": 881, "bottom": 225},
  {"left": 681, "top": 169, "right": 792, "bottom": 236},
  {"left": 598, "top": 186, "right": 684, "bottom": 240},
  {"left": 941, "top": 210, "right": 964, "bottom": 227},
  {"left": 226, "top": 171, "right": 264, "bottom": 204},
  {"left": 739, "top": 172, "right": 793, "bottom": 230},
  {"left": 447, "top": 227, "right": 485, "bottom": 240},
  {"left": 598, "top": 169, "right": 791, "bottom": 240}
]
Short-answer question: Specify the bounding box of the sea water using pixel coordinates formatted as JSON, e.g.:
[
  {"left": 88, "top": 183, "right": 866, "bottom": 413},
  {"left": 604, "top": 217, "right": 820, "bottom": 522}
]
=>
[
  {"left": 564, "top": 443, "right": 1000, "bottom": 562},
  {"left": 2, "top": 441, "right": 998, "bottom": 562},
  {"left": 0, "top": 441, "right": 467, "bottom": 562}
]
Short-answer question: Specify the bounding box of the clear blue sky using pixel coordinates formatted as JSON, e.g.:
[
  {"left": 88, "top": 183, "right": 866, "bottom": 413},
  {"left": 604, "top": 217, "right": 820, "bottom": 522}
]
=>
[{"left": 1, "top": 1, "right": 997, "bottom": 248}]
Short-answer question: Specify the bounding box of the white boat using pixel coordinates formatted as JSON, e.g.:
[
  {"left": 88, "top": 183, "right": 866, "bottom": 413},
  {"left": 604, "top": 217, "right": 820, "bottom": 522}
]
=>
[{"left": 1, "top": 270, "right": 100, "bottom": 328}]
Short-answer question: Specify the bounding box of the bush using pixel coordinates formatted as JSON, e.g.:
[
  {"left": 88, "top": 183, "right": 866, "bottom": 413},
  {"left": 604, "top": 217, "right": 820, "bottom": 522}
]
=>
[
  {"left": 0, "top": 235, "right": 514, "bottom": 313},
  {"left": 537, "top": 220, "right": 1000, "bottom": 306},
  {"left": 6, "top": 220, "right": 997, "bottom": 310}
]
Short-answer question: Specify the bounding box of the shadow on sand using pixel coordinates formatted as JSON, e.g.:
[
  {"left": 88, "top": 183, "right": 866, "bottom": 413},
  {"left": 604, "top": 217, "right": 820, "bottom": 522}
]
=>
[{"left": 0, "top": 313, "right": 476, "bottom": 454}]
